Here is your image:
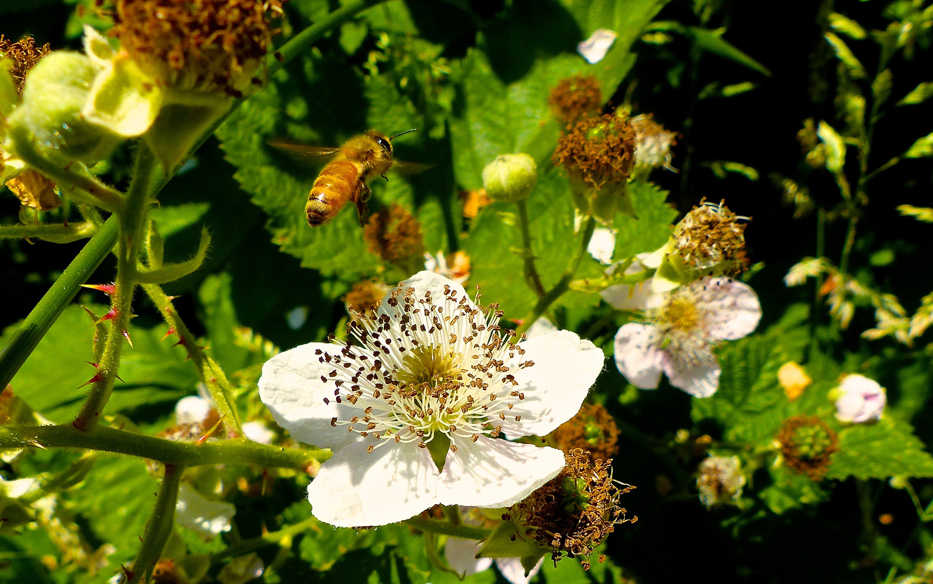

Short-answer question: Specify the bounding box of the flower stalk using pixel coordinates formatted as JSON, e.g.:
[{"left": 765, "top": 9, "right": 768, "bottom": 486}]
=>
[
  {"left": 405, "top": 516, "right": 492, "bottom": 540},
  {"left": 0, "top": 424, "right": 328, "bottom": 469},
  {"left": 516, "top": 199, "right": 546, "bottom": 298},
  {"left": 128, "top": 463, "right": 183, "bottom": 583},
  {"left": 0, "top": 221, "right": 96, "bottom": 242}
]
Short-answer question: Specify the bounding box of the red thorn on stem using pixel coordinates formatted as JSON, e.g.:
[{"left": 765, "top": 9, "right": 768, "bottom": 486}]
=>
[
  {"left": 162, "top": 326, "right": 176, "bottom": 340},
  {"left": 80, "top": 306, "right": 101, "bottom": 321},
  {"left": 80, "top": 373, "right": 103, "bottom": 388},
  {"left": 122, "top": 329, "right": 134, "bottom": 348},
  {"left": 100, "top": 308, "right": 118, "bottom": 322},
  {"left": 82, "top": 283, "right": 116, "bottom": 296}
]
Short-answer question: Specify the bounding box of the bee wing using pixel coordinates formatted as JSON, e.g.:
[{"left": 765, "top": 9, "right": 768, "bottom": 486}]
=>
[
  {"left": 390, "top": 160, "right": 435, "bottom": 176},
  {"left": 267, "top": 139, "right": 342, "bottom": 162}
]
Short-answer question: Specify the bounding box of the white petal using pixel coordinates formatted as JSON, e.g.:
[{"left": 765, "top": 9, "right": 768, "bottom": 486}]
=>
[
  {"left": 613, "top": 324, "right": 665, "bottom": 389},
  {"left": 497, "top": 556, "right": 544, "bottom": 584},
  {"left": 504, "top": 330, "right": 603, "bottom": 438},
  {"left": 175, "top": 395, "right": 211, "bottom": 425},
  {"left": 577, "top": 28, "right": 618, "bottom": 64},
  {"left": 241, "top": 421, "right": 275, "bottom": 444},
  {"left": 175, "top": 483, "right": 235, "bottom": 536},
  {"left": 601, "top": 281, "right": 658, "bottom": 311},
  {"left": 636, "top": 244, "right": 668, "bottom": 269},
  {"left": 525, "top": 316, "right": 557, "bottom": 339},
  {"left": 664, "top": 351, "right": 721, "bottom": 397},
  {"left": 699, "top": 278, "right": 762, "bottom": 340},
  {"left": 258, "top": 342, "right": 359, "bottom": 450},
  {"left": 587, "top": 228, "right": 616, "bottom": 265},
  {"left": 439, "top": 437, "right": 564, "bottom": 508},
  {"left": 378, "top": 270, "right": 478, "bottom": 319},
  {"left": 445, "top": 537, "right": 493, "bottom": 577},
  {"left": 308, "top": 441, "right": 440, "bottom": 527}
]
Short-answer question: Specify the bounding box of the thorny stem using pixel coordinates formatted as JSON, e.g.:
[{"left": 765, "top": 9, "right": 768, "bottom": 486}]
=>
[
  {"left": 141, "top": 283, "right": 243, "bottom": 437},
  {"left": 0, "top": 215, "right": 119, "bottom": 390},
  {"left": 405, "top": 517, "right": 491, "bottom": 540},
  {"left": 128, "top": 463, "right": 183, "bottom": 583},
  {"left": 515, "top": 217, "right": 596, "bottom": 337},
  {"left": 0, "top": 221, "right": 96, "bottom": 243},
  {"left": 516, "top": 199, "right": 546, "bottom": 298},
  {"left": 0, "top": 424, "right": 329, "bottom": 469},
  {"left": 74, "top": 144, "right": 159, "bottom": 431}
]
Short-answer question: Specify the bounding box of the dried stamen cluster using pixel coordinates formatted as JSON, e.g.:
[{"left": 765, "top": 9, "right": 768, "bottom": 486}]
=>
[
  {"left": 0, "top": 35, "right": 49, "bottom": 95},
  {"left": 550, "top": 402, "right": 620, "bottom": 461},
  {"left": 548, "top": 74, "right": 602, "bottom": 126},
  {"left": 672, "top": 200, "right": 749, "bottom": 277},
  {"left": 363, "top": 204, "right": 425, "bottom": 264},
  {"left": 552, "top": 113, "right": 637, "bottom": 190},
  {"left": 111, "top": 0, "right": 283, "bottom": 96},
  {"left": 776, "top": 415, "right": 838, "bottom": 480},
  {"left": 512, "top": 448, "right": 636, "bottom": 570},
  {"left": 317, "top": 283, "right": 534, "bottom": 454}
]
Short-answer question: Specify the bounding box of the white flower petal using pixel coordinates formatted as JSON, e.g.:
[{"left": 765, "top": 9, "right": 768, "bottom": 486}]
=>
[
  {"left": 577, "top": 28, "right": 618, "bottom": 64},
  {"left": 378, "top": 270, "right": 478, "bottom": 319},
  {"left": 504, "top": 330, "right": 603, "bottom": 438},
  {"left": 241, "top": 421, "right": 275, "bottom": 444},
  {"left": 308, "top": 441, "right": 440, "bottom": 527},
  {"left": 637, "top": 245, "right": 668, "bottom": 269},
  {"left": 700, "top": 278, "right": 762, "bottom": 340},
  {"left": 497, "top": 556, "right": 544, "bottom": 584},
  {"left": 439, "top": 437, "right": 564, "bottom": 508},
  {"left": 525, "top": 316, "right": 557, "bottom": 339},
  {"left": 445, "top": 537, "right": 492, "bottom": 577},
  {"left": 835, "top": 374, "right": 885, "bottom": 423},
  {"left": 664, "top": 351, "right": 720, "bottom": 397},
  {"left": 601, "top": 281, "right": 658, "bottom": 311},
  {"left": 613, "top": 324, "right": 665, "bottom": 389},
  {"left": 175, "top": 395, "right": 211, "bottom": 425},
  {"left": 587, "top": 228, "right": 616, "bottom": 265},
  {"left": 258, "top": 342, "right": 359, "bottom": 450},
  {"left": 175, "top": 483, "right": 235, "bottom": 536}
]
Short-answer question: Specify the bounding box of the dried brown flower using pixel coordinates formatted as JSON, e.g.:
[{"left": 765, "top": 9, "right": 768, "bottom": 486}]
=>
[
  {"left": 553, "top": 113, "right": 636, "bottom": 191},
  {"left": 111, "top": 0, "right": 283, "bottom": 96},
  {"left": 512, "top": 448, "right": 636, "bottom": 570},
  {"left": 363, "top": 204, "right": 425, "bottom": 264},
  {"left": 5, "top": 169, "right": 60, "bottom": 210},
  {"left": 671, "top": 199, "right": 749, "bottom": 277},
  {"left": 550, "top": 402, "right": 620, "bottom": 461},
  {"left": 776, "top": 415, "right": 838, "bottom": 480},
  {"left": 0, "top": 35, "right": 50, "bottom": 95},
  {"left": 548, "top": 75, "right": 602, "bottom": 126},
  {"left": 343, "top": 279, "right": 389, "bottom": 317},
  {"left": 630, "top": 114, "right": 677, "bottom": 171}
]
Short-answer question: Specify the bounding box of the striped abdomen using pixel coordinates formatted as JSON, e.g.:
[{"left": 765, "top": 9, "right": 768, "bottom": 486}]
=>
[{"left": 306, "top": 159, "right": 362, "bottom": 226}]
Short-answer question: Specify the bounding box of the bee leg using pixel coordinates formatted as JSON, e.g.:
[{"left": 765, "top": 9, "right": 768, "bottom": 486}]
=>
[
  {"left": 381, "top": 175, "right": 389, "bottom": 182},
  {"left": 354, "top": 183, "right": 372, "bottom": 225}
]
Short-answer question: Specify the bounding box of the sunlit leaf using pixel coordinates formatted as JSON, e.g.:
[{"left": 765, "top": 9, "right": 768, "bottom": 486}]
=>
[{"left": 824, "top": 32, "right": 866, "bottom": 79}]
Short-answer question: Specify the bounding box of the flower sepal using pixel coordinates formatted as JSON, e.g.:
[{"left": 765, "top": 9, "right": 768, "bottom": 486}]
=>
[
  {"left": 142, "top": 100, "right": 231, "bottom": 172},
  {"left": 475, "top": 520, "right": 548, "bottom": 562}
]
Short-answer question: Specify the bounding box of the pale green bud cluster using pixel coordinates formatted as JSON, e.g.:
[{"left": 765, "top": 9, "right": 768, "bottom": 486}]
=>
[{"left": 482, "top": 153, "right": 538, "bottom": 202}]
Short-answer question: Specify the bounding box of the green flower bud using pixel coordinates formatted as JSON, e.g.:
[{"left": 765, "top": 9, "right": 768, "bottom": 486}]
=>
[
  {"left": 482, "top": 153, "right": 537, "bottom": 202},
  {"left": 10, "top": 51, "right": 119, "bottom": 162}
]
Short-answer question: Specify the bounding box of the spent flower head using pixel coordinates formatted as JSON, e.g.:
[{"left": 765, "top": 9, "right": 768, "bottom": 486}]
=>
[
  {"left": 833, "top": 374, "right": 886, "bottom": 423},
  {"left": 363, "top": 204, "right": 425, "bottom": 266},
  {"left": 258, "top": 271, "right": 604, "bottom": 527},
  {"left": 630, "top": 113, "right": 677, "bottom": 172},
  {"left": 548, "top": 74, "right": 602, "bottom": 126},
  {"left": 666, "top": 200, "right": 749, "bottom": 281},
  {"left": 549, "top": 402, "right": 620, "bottom": 461},
  {"left": 553, "top": 113, "right": 636, "bottom": 191},
  {"left": 776, "top": 416, "right": 838, "bottom": 480},
  {"left": 343, "top": 279, "right": 390, "bottom": 318},
  {"left": 511, "top": 448, "right": 636, "bottom": 570},
  {"left": 0, "top": 35, "right": 49, "bottom": 95},
  {"left": 614, "top": 277, "right": 761, "bottom": 397},
  {"left": 111, "top": 0, "right": 283, "bottom": 96},
  {"left": 696, "top": 455, "right": 745, "bottom": 507}
]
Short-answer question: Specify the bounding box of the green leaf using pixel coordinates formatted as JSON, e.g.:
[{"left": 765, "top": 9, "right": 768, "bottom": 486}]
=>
[
  {"left": 824, "top": 32, "right": 867, "bottom": 79},
  {"left": 759, "top": 466, "right": 827, "bottom": 514},
  {"left": 826, "top": 418, "right": 933, "bottom": 480},
  {"left": 685, "top": 27, "right": 771, "bottom": 76},
  {"left": 897, "top": 81, "right": 933, "bottom": 106},
  {"left": 817, "top": 121, "right": 846, "bottom": 173},
  {"left": 829, "top": 12, "right": 867, "bottom": 40},
  {"left": 904, "top": 132, "right": 933, "bottom": 158},
  {"left": 3, "top": 303, "right": 197, "bottom": 423}
]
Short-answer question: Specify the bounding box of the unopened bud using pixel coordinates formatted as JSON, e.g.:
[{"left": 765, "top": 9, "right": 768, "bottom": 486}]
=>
[{"left": 482, "top": 153, "right": 537, "bottom": 202}]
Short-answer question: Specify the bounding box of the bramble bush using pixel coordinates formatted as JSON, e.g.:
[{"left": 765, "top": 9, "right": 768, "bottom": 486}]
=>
[{"left": 1, "top": 1, "right": 933, "bottom": 583}]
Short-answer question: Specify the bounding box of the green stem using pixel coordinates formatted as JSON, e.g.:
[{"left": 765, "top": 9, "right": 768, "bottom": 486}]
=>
[
  {"left": 8, "top": 124, "right": 124, "bottom": 214},
  {"left": 516, "top": 199, "right": 545, "bottom": 298},
  {"left": 141, "top": 283, "right": 242, "bottom": 437},
  {"left": 129, "top": 463, "right": 183, "bottom": 583},
  {"left": 214, "top": 516, "right": 320, "bottom": 560},
  {"left": 267, "top": 0, "right": 388, "bottom": 72},
  {"left": 515, "top": 217, "right": 596, "bottom": 337},
  {"left": 0, "top": 221, "right": 96, "bottom": 243},
  {"left": 0, "top": 215, "right": 118, "bottom": 390},
  {"left": 404, "top": 517, "right": 491, "bottom": 540},
  {"left": 74, "top": 145, "right": 159, "bottom": 431},
  {"left": 0, "top": 424, "right": 328, "bottom": 469}
]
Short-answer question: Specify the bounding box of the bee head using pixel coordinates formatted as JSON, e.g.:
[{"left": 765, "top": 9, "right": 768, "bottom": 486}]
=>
[{"left": 367, "top": 131, "right": 393, "bottom": 156}]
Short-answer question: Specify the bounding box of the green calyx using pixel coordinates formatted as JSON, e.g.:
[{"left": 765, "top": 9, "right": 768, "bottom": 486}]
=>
[
  {"left": 482, "top": 153, "right": 538, "bottom": 202},
  {"left": 427, "top": 432, "right": 451, "bottom": 473}
]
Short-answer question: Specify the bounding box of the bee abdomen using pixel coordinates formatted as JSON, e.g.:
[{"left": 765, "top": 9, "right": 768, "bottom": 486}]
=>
[{"left": 307, "top": 160, "right": 360, "bottom": 225}]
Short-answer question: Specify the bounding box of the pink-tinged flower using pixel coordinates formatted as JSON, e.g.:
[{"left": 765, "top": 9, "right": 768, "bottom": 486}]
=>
[
  {"left": 258, "top": 271, "right": 604, "bottom": 527},
  {"left": 613, "top": 277, "right": 761, "bottom": 397},
  {"left": 445, "top": 536, "right": 543, "bottom": 584},
  {"left": 834, "top": 374, "right": 886, "bottom": 423}
]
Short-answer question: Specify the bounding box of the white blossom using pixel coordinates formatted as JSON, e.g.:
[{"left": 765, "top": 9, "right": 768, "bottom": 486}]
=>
[
  {"left": 258, "top": 271, "right": 604, "bottom": 527},
  {"left": 697, "top": 455, "right": 745, "bottom": 507},
  {"left": 175, "top": 483, "right": 235, "bottom": 536},
  {"left": 587, "top": 227, "right": 616, "bottom": 265},
  {"left": 577, "top": 29, "right": 618, "bottom": 64},
  {"left": 613, "top": 277, "right": 761, "bottom": 397},
  {"left": 241, "top": 421, "right": 276, "bottom": 444},
  {"left": 445, "top": 534, "right": 543, "bottom": 584},
  {"left": 834, "top": 374, "right": 886, "bottom": 423}
]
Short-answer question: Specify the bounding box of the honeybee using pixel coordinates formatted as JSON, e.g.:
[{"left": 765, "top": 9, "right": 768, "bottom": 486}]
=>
[{"left": 269, "top": 129, "right": 420, "bottom": 226}]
